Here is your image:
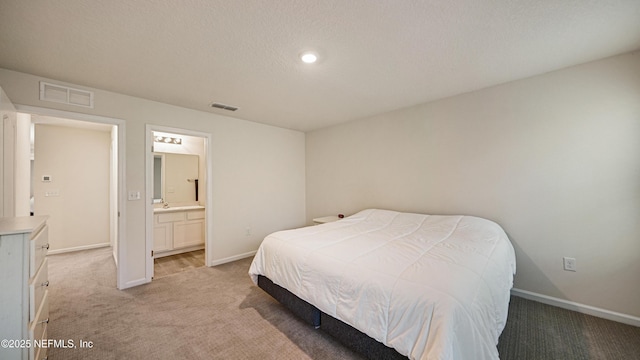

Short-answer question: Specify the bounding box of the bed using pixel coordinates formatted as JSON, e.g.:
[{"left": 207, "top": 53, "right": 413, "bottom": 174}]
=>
[{"left": 249, "top": 209, "right": 516, "bottom": 360}]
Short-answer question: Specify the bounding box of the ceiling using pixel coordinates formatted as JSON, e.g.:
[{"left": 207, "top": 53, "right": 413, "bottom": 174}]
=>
[{"left": 1, "top": 1, "right": 639, "bottom": 132}]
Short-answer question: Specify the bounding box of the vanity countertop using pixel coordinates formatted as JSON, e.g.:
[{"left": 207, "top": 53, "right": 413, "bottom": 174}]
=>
[{"left": 154, "top": 205, "right": 205, "bottom": 214}]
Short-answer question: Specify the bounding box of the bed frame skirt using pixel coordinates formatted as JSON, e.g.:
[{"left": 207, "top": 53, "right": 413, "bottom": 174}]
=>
[{"left": 257, "top": 275, "right": 406, "bottom": 360}]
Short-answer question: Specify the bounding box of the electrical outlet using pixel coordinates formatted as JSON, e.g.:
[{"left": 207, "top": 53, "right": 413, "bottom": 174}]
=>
[
  {"left": 563, "top": 257, "right": 577, "bottom": 272},
  {"left": 245, "top": 226, "right": 252, "bottom": 237}
]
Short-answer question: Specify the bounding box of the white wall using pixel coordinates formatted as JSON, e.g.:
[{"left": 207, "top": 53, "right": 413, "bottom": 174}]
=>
[
  {"left": 306, "top": 52, "right": 640, "bottom": 318},
  {"left": 0, "top": 109, "right": 30, "bottom": 217},
  {"left": 0, "top": 89, "right": 4, "bottom": 218},
  {"left": 14, "top": 113, "right": 30, "bottom": 216},
  {"left": 34, "top": 124, "right": 111, "bottom": 252},
  {"left": 0, "top": 68, "right": 306, "bottom": 288},
  {"left": 1, "top": 86, "right": 16, "bottom": 217}
]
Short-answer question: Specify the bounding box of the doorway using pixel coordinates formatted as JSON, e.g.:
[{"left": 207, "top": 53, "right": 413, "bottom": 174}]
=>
[
  {"left": 145, "top": 125, "right": 213, "bottom": 281},
  {"left": 16, "top": 105, "right": 126, "bottom": 289}
]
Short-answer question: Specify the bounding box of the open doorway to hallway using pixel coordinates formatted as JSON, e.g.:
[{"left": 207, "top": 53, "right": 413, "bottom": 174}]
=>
[
  {"left": 31, "top": 115, "right": 118, "bottom": 258},
  {"left": 11, "top": 105, "right": 125, "bottom": 289}
]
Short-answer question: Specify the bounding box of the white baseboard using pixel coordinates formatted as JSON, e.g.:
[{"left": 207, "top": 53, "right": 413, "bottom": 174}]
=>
[
  {"left": 120, "top": 277, "right": 149, "bottom": 290},
  {"left": 155, "top": 245, "right": 205, "bottom": 258},
  {"left": 112, "top": 249, "right": 118, "bottom": 267},
  {"left": 208, "top": 250, "right": 256, "bottom": 267},
  {"left": 511, "top": 288, "right": 640, "bottom": 327},
  {"left": 47, "top": 242, "right": 111, "bottom": 255}
]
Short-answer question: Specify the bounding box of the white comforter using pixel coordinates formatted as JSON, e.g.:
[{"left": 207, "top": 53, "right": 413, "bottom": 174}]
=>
[{"left": 249, "top": 209, "right": 516, "bottom": 360}]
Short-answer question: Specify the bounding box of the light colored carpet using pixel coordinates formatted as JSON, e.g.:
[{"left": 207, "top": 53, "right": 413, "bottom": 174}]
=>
[
  {"left": 46, "top": 247, "right": 640, "bottom": 359},
  {"left": 46, "top": 247, "right": 363, "bottom": 359}
]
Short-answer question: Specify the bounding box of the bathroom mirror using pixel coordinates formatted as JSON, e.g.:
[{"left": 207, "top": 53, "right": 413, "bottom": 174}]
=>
[
  {"left": 153, "top": 155, "right": 163, "bottom": 202},
  {"left": 153, "top": 153, "right": 200, "bottom": 204}
]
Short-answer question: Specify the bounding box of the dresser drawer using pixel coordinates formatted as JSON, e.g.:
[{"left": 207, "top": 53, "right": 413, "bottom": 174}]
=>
[
  {"left": 29, "top": 290, "right": 49, "bottom": 359},
  {"left": 31, "top": 326, "right": 47, "bottom": 360},
  {"left": 30, "top": 225, "right": 49, "bottom": 278},
  {"left": 32, "top": 335, "right": 47, "bottom": 360},
  {"left": 29, "top": 258, "right": 49, "bottom": 322}
]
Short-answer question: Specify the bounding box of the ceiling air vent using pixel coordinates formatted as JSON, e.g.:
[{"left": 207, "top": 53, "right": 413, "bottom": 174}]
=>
[
  {"left": 210, "top": 102, "right": 238, "bottom": 111},
  {"left": 40, "top": 82, "right": 94, "bottom": 108}
]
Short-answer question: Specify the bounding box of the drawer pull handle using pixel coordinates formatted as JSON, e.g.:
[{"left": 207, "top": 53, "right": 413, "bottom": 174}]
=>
[
  {"left": 42, "top": 243, "right": 50, "bottom": 250},
  {"left": 42, "top": 280, "right": 50, "bottom": 287},
  {"left": 39, "top": 318, "right": 49, "bottom": 325}
]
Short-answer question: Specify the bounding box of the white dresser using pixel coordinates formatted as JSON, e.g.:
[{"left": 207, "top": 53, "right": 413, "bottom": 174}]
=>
[{"left": 0, "top": 216, "right": 50, "bottom": 360}]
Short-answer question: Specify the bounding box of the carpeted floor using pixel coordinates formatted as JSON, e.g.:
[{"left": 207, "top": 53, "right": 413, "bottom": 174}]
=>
[
  {"left": 47, "top": 247, "right": 362, "bottom": 360},
  {"left": 46, "top": 247, "right": 640, "bottom": 359},
  {"left": 497, "top": 296, "right": 640, "bottom": 359}
]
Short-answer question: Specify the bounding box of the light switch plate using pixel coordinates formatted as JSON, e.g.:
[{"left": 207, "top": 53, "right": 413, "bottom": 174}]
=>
[
  {"left": 563, "top": 257, "right": 577, "bottom": 272},
  {"left": 45, "top": 190, "right": 60, "bottom": 197},
  {"left": 128, "top": 191, "right": 141, "bottom": 201}
]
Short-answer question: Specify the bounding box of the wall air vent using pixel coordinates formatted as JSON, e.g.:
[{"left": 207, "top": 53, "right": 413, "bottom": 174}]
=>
[
  {"left": 210, "top": 102, "right": 239, "bottom": 111},
  {"left": 40, "top": 82, "right": 94, "bottom": 108}
]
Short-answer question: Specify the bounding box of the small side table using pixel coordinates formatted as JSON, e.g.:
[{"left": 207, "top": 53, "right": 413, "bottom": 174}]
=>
[{"left": 313, "top": 215, "right": 341, "bottom": 225}]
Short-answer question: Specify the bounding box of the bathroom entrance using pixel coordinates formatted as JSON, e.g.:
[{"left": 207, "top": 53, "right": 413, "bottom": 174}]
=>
[{"left": 145, "top": 125, "right": 212, "bottom": 281}]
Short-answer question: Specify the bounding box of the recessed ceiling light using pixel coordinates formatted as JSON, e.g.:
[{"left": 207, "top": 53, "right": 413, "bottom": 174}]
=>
[{"left": 300, "top": 51, "right": 318, "bottom": 64}]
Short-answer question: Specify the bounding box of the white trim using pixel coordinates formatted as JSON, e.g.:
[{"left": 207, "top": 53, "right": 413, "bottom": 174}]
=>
[
  {"left": 47, "top": 242, "right": 110, "bottom": 255},
  {"left": 203, "top": 131, "right": 214, "bottom": 267},
  {"left": 511, "top": 288, "right": 640, "bottom": 327},
  {"left": 122, "top": 277, "right": 149, "bottom": 289},
  {"left": 15, "top": 104, "right": 127, "bottom": 290},
  {"left": 145, "top": 126, "right": 154, "bottom": 281},
  {"left": 116, "top": 117, "right": 126, "bottom": 290},
  {"left": 17, "top": 105, "right": 115, "bottom": 126},
  {"left": 112, "top": 249, "right": 118, "bottom": 267},
  {"left": 209, "top": 250, "right": 256, "bottom": 266}
]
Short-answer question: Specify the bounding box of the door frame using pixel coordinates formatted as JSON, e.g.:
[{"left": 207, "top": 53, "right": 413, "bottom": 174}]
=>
[
  {"left": 16, "top": 105, "right": 127, "bottom": 289},
  {"left": 145, "top": 124, "right": 213, "bottom": 281}
]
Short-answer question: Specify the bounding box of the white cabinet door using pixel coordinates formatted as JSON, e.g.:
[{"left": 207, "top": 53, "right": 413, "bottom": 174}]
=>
[
  {"left": 153, "top": 223, "right": 172, "bottom": 252},
  {"left": 173, "top": 220, "right": 204, "bottom": 248}
]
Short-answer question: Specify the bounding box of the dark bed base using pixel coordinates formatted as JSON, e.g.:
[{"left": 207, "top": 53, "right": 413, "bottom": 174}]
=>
[
  {"left": 257, "top": 275, "right": 321, "bottom": 328},
  {"left": 257, "top": 275, "right": 407, "bottom": 360}
]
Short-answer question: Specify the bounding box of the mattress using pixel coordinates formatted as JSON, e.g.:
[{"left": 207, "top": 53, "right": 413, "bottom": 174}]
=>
[{"left": 249, "top": 209, "right": 516, "bottom": 360}]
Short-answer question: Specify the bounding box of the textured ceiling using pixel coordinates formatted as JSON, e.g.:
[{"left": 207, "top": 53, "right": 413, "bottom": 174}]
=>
[{"left": 1, "top": 1, "right": 639, "bottom": 132}]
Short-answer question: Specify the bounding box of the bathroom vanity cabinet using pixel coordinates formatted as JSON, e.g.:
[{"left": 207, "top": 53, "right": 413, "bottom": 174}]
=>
[{"left": 153, "top": 206, "right": 205, "bottom": 257}]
